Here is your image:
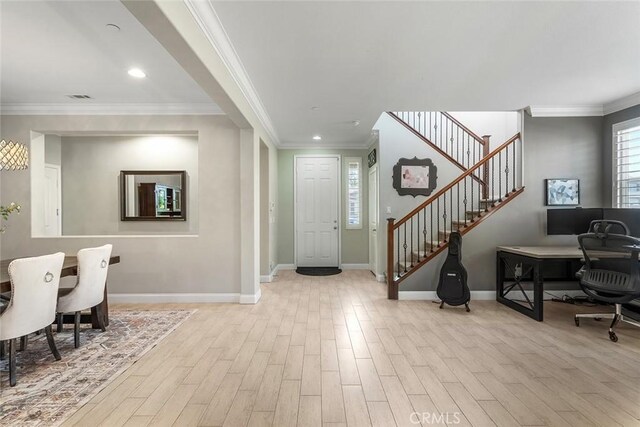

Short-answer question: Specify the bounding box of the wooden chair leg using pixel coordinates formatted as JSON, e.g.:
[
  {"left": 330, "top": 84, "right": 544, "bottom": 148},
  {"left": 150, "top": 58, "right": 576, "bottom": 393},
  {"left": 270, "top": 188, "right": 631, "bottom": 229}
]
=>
[
  {"left": 44, "top": 325, "right": 61, "bottom": 361},
  {"left": 19, "top": 335, "right": 28, "bottom": 352},
  {"left": 95, "top": 304, "right": 107, "bottom": 332},
  {"left": 9, "top": 338, "right": 16, "bottom": 387},
  {"left": 74, "top": 311, "right": 81, "bottom": 348},
  {"left": 57, "top": 313, "right": 64, "bottom": 333},
  {"left": 0, "top": 340, "right": 5, "bottom": 360}
]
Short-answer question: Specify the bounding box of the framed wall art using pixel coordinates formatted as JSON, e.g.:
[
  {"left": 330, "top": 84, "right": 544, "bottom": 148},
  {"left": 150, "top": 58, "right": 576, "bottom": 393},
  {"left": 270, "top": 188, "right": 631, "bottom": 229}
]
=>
[
  {"left": 545, "top": 178, "right": 580, "bottom": 206},
  {"left": 392, "top": 157, "right": 437, "bottom": 197}
]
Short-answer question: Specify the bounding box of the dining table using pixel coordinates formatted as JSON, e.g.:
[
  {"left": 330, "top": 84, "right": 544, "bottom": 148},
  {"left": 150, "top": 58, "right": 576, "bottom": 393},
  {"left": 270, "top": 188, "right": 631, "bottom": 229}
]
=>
[{"left": 0, "top": 255, "right": 120, "bottom": 328}]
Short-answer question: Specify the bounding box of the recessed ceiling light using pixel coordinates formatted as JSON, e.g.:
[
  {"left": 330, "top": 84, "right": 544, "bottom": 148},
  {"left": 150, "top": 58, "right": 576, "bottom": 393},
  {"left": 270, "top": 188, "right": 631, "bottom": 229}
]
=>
[
  {"left": 313, "top": 135, "right": 322, "bottom": 141},
  {"left": 311, "top": 106, "right": 320, "bottom": 111},
  {"left": 128, "top": 68, "right": 146, "bottom": 78},
  {"left": 353, "top": 120, "right": 360, "bottom": 127},
  {"left": 106, "top": 24, "right": 121, "bottom": 32}
]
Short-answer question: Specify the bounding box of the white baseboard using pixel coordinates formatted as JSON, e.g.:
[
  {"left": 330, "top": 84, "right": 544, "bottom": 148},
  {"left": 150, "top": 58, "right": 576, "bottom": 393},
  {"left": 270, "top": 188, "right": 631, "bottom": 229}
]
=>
[
  {"left": 275, "top": 264, "right": 295, "bottom": 272},
  {"left": 260, "top": 273, "right": 274, "bottom": 283},
  {"left": 398, "top": 289, "right": 586, "bottom": 301},
  {"left": 341, "top": 264, "right": 370, "bottom": 270},
  {"left": 108, "top": 293, "right": 241, "bottom": 304},
  {"left": 376, "top": 274, "right": 385, "bottom": 283},
  {"left": 399, "top": 291, "right": 496, "bottom": 300},
  {"left": 240, "top": 288, "right": 262, "bottom": 304}
]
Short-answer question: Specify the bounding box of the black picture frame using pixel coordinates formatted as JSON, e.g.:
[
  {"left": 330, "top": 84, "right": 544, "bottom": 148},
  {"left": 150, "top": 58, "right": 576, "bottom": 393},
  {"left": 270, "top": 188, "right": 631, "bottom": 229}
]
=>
[
  {"left": 392, "top": 157, "right": 437, "bottom": 197},
  {"left": 368, "top": 149, "right": 377, "bottom": 168},
  {"left": 545, "top": 178, "right": 580, "bottom": 206}
]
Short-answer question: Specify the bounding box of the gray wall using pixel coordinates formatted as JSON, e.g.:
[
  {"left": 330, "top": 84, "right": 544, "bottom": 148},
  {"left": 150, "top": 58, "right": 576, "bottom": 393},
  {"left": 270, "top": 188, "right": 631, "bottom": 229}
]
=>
[
  {"left": 388, "top": 114, "right": 604, "bottom": 291},
  {"left": 0, "top": 114, "right": 244, "bottom": 295},
  {"left": 277, "top": 148, "right": 369, "bottom": 265},
  {"left": 59, "top": 135, "right": 198, "bottom": 235},
  {"left": 602, "top": 104, "right": 640, "bottom": 206}
]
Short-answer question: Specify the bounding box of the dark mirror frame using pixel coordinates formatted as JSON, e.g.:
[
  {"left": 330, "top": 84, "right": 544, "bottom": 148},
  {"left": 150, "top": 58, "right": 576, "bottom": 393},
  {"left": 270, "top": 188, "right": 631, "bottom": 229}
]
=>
[{"left": 120, "top": 170, "right": 187, "bottom": 221}]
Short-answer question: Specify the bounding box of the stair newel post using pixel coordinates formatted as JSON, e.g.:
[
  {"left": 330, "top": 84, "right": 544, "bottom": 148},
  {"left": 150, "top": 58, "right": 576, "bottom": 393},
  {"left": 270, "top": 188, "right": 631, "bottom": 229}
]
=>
[
  {"left": 387, "top": 218, "right": 398, "bottom": 300},
  {"left": 482, "top": 135, "right": 490, "bottom": 199},
  {"left": 470, "top": 172, "right": 475, "bottom": 222}
]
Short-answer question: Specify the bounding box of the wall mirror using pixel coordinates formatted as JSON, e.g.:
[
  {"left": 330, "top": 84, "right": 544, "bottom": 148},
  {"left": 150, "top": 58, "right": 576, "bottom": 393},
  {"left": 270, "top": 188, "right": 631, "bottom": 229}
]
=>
[{"left": 121, "top": 170, "right": 187, "bottom": 221}]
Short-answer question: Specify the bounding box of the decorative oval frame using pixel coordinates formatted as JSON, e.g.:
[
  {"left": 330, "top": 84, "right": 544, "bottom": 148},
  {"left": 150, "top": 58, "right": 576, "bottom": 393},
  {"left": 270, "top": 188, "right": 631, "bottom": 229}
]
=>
[{"left": 392, "top": 157, "right": 438, "bottom": 197}]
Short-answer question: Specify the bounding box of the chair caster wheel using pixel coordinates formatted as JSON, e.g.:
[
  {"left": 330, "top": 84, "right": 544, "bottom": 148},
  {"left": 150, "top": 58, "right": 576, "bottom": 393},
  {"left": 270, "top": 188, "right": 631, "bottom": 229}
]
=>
[
  {"left": 574, "top": 317, "right": 580, "bottom": 327},
  {"left": 594, "top": 317, "right": 602, "bottom": 321},
  {"left": 609, "top": 331, "right": 618, "bottom": 342}
]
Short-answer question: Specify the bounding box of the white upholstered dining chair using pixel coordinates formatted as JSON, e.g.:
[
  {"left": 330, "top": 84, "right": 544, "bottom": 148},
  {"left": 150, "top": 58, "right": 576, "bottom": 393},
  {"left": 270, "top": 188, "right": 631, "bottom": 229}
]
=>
[
  {"left": 0, "top": 252, "right": 65, "bottom": 386},
  {"left": 56, "top": 244, "right": 112, "bottom": 348}
]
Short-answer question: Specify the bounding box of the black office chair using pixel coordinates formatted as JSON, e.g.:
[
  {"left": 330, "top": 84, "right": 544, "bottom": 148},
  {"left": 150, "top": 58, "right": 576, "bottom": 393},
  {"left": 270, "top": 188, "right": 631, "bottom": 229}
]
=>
[
  {"left": 587, "top": 219, "right": 630, "bottom": 235},
  {"left": 575, "top": 220, "right": 640, "bottom": 342}
]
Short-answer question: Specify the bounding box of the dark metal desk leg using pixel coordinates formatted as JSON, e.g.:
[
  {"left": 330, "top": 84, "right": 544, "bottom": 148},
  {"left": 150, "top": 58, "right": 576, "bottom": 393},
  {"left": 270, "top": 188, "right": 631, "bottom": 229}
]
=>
[
  {"left": 533, "top": 261, "right": 543, "bottom": 321},
  {"left": 496, "top": 252, "right": 505, "bottom": 300}
]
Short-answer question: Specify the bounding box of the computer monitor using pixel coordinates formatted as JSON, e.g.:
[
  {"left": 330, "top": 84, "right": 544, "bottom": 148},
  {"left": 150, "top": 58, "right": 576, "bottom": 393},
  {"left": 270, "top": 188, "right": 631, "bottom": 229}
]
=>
[
  {"left": 547, "top": 208, "right": 603, "bottom": 235},
  {"left": 603, "top": 208, "right": 640, "bottom": 237},
  {"left": 547, "top": 209, "right": 578, "bottom": 235},
  {"left": 575, "top": 208, "right": 604, "bottom": 234}
]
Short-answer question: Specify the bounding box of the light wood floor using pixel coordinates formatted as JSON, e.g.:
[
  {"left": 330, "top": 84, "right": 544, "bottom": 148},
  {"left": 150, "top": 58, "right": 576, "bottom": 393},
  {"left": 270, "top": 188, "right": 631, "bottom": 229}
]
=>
[{"left": 63, "top": 270, "right": 640, "bottom": 427}]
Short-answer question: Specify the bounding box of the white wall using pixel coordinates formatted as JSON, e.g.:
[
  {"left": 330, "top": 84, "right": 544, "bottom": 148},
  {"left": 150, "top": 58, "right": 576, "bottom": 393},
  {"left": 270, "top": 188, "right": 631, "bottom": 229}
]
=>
[
  {"left": 0, "top": 114, "right": 246, "bottom": 296},
  {"left": 374, "top": 113, "right": 463, "bottom": 223},
  {"left": 44, "top": 134, "right": 61, "bottom": 166},
  {"left": 57, "top": 135, "right": 198, "bottom": 235}
]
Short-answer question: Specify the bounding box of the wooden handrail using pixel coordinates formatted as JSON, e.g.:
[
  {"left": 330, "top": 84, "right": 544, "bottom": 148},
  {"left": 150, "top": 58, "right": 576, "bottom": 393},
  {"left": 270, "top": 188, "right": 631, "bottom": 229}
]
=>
[
  {"left": 388, "top": 112, "right": 469, "bottom": 172},
  {"left": 387, "top": 112, "right": 486, "bottom": 186},
  {"left": 393, "top": 133, "right": 520, "bottom": 229},
  {"left": 440, "top": 112, "right": 486, "bottom": 145},
  {"left": 392, "top": 186, "right": 525, "bottom": 289}
]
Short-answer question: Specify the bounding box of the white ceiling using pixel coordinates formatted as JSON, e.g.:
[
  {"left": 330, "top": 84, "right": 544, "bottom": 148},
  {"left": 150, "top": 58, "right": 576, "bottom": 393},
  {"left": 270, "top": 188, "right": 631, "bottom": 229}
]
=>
[
  {"left": 212, "top": 1, "right": 640, "bottom": 147},
  {"left": 0, "top": 0, "right": 219, "bottom": 113}
]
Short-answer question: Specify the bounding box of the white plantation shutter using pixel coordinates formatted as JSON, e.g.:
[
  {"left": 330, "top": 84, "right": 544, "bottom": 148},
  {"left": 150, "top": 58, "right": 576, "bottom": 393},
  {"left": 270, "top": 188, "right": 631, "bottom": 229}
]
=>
[
  {"left": 346, "top": 158, "right": 362, "bottom": 229},
  {"left": 614, "top": 117, "right": 640, "bottom": 208}
]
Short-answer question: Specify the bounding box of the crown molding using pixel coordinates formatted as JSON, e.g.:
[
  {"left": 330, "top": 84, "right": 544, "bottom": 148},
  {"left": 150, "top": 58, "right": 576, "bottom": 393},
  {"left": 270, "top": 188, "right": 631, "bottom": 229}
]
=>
[
  {"left": 526, "top": 105, "right": 604, "bottom": 117},
  {"left": 603, "top": 91, "right": 640, "bottom": 116},
  {"left": 184, "top": 0, "right": 280, "bottom": 146},
  {"left": 0, "top": 103, "right": 224, "bottom": 116}
]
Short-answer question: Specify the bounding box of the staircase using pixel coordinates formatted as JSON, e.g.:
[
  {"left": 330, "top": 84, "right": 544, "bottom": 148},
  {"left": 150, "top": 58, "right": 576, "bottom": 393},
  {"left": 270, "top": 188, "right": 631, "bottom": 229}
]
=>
[
  {"left": 386, "top": 131, "right": 524, "bottom": 300},
  {"left": 389, "top": 112, "right": 490, "bottom": 192}
]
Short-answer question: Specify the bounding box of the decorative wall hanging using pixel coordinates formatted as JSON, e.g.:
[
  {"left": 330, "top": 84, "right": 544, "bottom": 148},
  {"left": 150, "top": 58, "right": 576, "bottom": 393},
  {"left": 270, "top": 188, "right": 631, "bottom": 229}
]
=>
[
  {"left": 368, "top": 149, "right": 377, "bottom": 168},
  {"left": 392, "top": 157, "right": 437, "bottom": 197},
  {"left": 545, "top": 178, "right": 580, "bottom": 206}
]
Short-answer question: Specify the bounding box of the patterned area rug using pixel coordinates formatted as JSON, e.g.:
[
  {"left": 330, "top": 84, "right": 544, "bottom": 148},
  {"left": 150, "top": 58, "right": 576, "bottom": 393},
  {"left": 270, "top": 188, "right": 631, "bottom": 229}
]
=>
[{"left": 0, "top": 310, "right": 194, "bottom": 426}]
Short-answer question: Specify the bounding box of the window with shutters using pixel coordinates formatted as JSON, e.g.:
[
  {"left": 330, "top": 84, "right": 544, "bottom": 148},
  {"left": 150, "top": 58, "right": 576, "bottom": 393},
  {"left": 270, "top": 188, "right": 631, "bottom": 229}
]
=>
[
  {"left": 613, "top": 117, "right": 640, "bottom": 208},
  {"left": 345, "top": 157, "right": 362, "bottom": 229}
]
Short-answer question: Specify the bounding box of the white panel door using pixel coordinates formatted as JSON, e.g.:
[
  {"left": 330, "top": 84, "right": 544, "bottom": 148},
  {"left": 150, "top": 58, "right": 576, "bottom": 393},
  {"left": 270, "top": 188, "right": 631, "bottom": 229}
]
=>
[
  {"left": 369, "top": 165, "right": 378, "bottom": 275},
  {"left": 296, "top": 156, "right": 339, "bottom": 267},
  {"left": 44, "top": 164, "right": 61, "bottom": 236}
]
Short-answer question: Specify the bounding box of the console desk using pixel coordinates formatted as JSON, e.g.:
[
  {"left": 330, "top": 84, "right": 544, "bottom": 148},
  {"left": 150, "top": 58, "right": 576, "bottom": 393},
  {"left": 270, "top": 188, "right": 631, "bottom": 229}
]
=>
[{"left": 496, "top": 246, "right": 583, "bottom": 321}]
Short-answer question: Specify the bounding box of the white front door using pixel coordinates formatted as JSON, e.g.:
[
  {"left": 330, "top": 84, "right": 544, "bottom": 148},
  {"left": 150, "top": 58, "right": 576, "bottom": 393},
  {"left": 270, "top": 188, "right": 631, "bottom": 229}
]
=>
[
  {"left": 44, "top": 164, "right": 61, "bottom": 236},
  {"left": 295, "top": 156, "right": 340, "bottom": 267},
  {"left": 369, "top": 165, "right": 378, "bottom": 275}
]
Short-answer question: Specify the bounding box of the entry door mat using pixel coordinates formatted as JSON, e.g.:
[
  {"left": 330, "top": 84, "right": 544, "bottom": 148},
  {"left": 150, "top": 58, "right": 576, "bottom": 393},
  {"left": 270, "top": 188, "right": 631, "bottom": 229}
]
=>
[
  {"left": 296, "top": 267, "right": 342, "bottom": 276},
  {"left": 0, "top": 309, "right": 194, "bottom": 426}
]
